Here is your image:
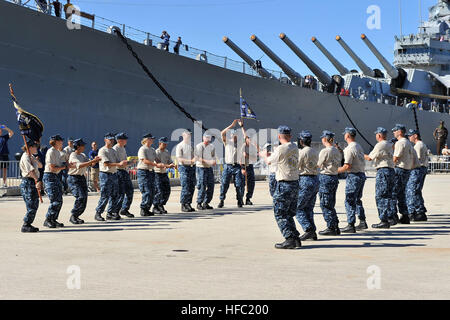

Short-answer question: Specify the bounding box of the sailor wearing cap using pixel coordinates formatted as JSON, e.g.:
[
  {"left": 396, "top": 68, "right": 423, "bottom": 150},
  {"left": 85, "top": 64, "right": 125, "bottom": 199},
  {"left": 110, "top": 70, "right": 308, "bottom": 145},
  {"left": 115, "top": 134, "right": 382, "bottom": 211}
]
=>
[
  {"left": 391, "top": 124, "right": 415, "bottom": 224},
  {"left": 137, "top": 133, "right": 163, "bottom": 216},
  {"left": 337, "top": 127, "right": 367, "bottom": 233},
  {"left": 67, "top": 138, "right": 101, "bottom": 224},
  {"left": 364, "top": 127, "right": 395, "bottom": 228},
  {"left": 154, "top": 137, "right": 175, "bottom": 214},
  {"left": 113, "top": 132, "right": 135, "bottom": 218},
  {"left": 61, "top": 137, "right": 75, "bottom": 194},
  {"left": 19, "top": 140, "right": 43, "bottom": 233},
  {"left": 406, "top": 129, "right": 428, "bottom": 222},
  {"left": 43, "top": 134, "right": 73, "bottom": 228},
  {"left": 261, "top": 143, "right": 277, "bottom": 197},
  {"left": 95, "top": 132, "right": 128, "bottom": 222},
  {"left": 295, "top": 130, "right": 319, "bottom": 241},
  {"left": 175, "top": 129, "right": 196, "bottom": 212},
  {"left": 316, "top": 130, "right": 342, "bottom": 236},
  {"left": 218, "top": 119, "right": 245, "bottom": 208},
  {"left": 261, "top": 125, "right": 301, "bottom": 249},
  {"left": 195, "top": 132, "right": 216, "bottom": 210}
]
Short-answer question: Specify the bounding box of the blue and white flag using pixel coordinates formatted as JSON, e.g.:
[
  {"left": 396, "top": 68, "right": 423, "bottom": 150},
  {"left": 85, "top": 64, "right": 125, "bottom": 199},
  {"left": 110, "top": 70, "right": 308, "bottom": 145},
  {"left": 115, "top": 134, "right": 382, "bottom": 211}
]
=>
[{"left": 240, "top": 96, "right": 257, "bottom": 120}]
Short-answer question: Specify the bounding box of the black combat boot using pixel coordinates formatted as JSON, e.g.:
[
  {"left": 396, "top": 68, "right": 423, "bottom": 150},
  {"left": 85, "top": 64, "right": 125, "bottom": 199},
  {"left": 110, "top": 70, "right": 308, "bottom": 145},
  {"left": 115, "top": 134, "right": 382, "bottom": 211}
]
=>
[
  {"left": 217, "top": 200, "right": 224, "bottom": 208},
  {"left": 70, "top": 215, "right": 81, "bottom": 225},
  {"left": 196, "top": 203, "right": 204, "bottom": 211},
  {"left": 181, "top": 204, "right": 191, "bottom": 212},
  {"left": 187, "top": 204, "right": 196, "bottom": 212},
  {"left": 52, "top": 219, "right": 64, "bottom": 228},
  {"left": 160, "top": 205, "right": 168, "bottom": 214},
  {"left": 372, "top": 221, "right": 390, "bottom": 229},
  {"left": 152, "top": 205, "right": 163, "bottom": 215},
  {"left": 203, "top": 203, "right": 213, "bottom": 210},
  {"left": 275, "top": 236, "right": 301, "bottom": 249},
  {"left": 245, "top": 199, "right": 253, "bottom": 205},
  {"left": 399, "top": 214, "right": 410, "bottom": 224},
  {"left": 111, "top": 213, "right": 121, "bottom": 220},
  {"left": 76, "top": 217, "right": 85, "bottom": 224},
  {"left": 388, "top": 214, "right": 399, "bottom": 226},
  {"left": 43, "top": 218, "right": 57, "bottom": 228},
  {"left": 140, "top": 208, "right": 150, "bottom": 217},
  {"left": 106, "top": 213, "right": 113, "bottom": 220},
  {"left": 95, "top": 213, "right": 105, "bottom": 221},
  {"left": 340, "top": 223, "right": 356, "bottom": 233},
  {"left": 119, "top": 209, "right": 134, "bottom": 218},
  {"left": 237, "top": 199, "right": 244, "bottom": 208},
  {"left": 319, "top": 226, "right": 340, "bottom": 236},
  {"left": 300, "top": 230, "right": 318, "bottom": 241},
  {"left": 414, "top": 213, "right": 428, "bottom": 222},
  {"left": 355, "top": 219, "right": 368, "bottom": 231},
  {"left": 21, "top": 223, "right": 39, "bottom": 233}
]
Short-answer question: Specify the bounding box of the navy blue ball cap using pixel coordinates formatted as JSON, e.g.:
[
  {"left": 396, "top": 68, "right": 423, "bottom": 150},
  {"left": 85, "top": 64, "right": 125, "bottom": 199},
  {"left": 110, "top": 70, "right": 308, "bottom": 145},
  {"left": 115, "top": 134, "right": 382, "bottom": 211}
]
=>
[
  {"left": 68, "top": 137, "right": 74, "bottom": 142},
  {"left": 73, "top": 138, "right": 86, "bottom": 148},
  {"left": 278, "top": 125, "right": 291, "bottom": 135},
  {"left": 320, "top": 130, "right": 335, "bottom": 139},
  {"left": 104, "top": 132, "right": 116, "bottom": 140},
  {"left": 298, "top": 130, "right": 312, "bottom": 140},
  {"left": 142, "top": 133, "right": 155, "bottom": 139},
  {"left": 408, "top": 129, "right": 419, "bottom": 136},
  {"left": 50, "top": 134, "right": 64, "bottom": 141},
  {"left": 159, "top": 137, "right": 169, "bottom": 143},
  {"left": 374, "top": 127, "right": 387, "bottom": 135},
  {"left": 343, "top": 127, "right": 357, "bottom": 136},
  {"left": 115, "top": 132, "right": 128, "bottom": 140},
  {"left": 392, "top": 124, "right": 406, "bottom": 132}
]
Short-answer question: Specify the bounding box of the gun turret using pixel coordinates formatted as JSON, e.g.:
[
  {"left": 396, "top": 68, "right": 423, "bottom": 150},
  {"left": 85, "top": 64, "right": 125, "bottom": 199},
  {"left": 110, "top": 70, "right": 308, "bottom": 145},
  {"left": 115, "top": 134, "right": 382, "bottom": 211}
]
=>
[
  {"left": 250, "top": 34, "right": 302, "bottom": 85},
  {"left": 311, "top": 37, "right": 349, "bottom": 76},
  {"left": 279, "top": 33, "right": 331, "bottom": 86},
  {"left": 222, "top": 36, "right": 274, "bottom": 79},
  {"left": 336, "top": 35, "right": 376, "bottom": 77}
]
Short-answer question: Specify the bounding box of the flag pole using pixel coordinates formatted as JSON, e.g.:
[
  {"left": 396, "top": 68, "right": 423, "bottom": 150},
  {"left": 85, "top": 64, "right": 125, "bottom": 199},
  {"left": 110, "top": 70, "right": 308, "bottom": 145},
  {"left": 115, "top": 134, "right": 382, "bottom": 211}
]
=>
[
  {"left": 9, "top": 84, "right": 43, "bottom": 203},
  {"left": 239, "top": 88, "right": 248, "bottom": 195}
]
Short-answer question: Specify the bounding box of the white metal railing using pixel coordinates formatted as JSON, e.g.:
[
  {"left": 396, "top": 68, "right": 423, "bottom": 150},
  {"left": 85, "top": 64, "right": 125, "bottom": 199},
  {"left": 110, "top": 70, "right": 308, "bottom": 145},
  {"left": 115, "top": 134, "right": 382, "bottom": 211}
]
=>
[
  {"left": 428, "top": 156, "right": 450, "bottom": 173},
  {"left": 0, "top": 160, "right": 22, "bottom": 187}
]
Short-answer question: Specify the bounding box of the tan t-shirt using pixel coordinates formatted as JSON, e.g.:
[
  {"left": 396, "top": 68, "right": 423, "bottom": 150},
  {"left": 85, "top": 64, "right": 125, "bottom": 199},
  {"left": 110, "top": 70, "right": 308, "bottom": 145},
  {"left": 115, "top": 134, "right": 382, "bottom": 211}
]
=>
[
  {"left": 369, "top": 140, "right": 394, "bottom": 169},
  {"left": 393, "top": 137, "right": 414, "bottom": 170},
  {"left": 224, "top": 141, "right": 238, "bottom": 165},
  {"left": 68, "top": 152, "right": 89, "bottom": 176},
  {"left": 343, "top": 141, "right": 366, "bottom": 173},
  {"left": 240, "top": 143, "right": 258, "bottom": 166},
  {"left": 175, "top": 141, "right": 194, "bottom": 166},
  {"left": 137, "top": 145, "right": 156, "bottom": 170},
  {"left": 414, "top": 140, "right": 429, "bottom": 167},
  {"left": 195, "top": 143, "right": 216, "bottom": 168},
  {"left": 99, "top": 146, "right": 118, "bottom": 173},
  {"left": 268, "top": 142, "right": 299, "bottom": 181},
  {"left": 44, "top": 147, "right": 65, "bottom": 173},
  {"left": 155, "top": 148, "right": 173, "bottom": 173},
  {"left": 317, "top": 146, "right": 341, "bottom": 175},
  {"left": 298, "top": 146, "right": 318, "bottom": 176},
  {"left": 20, "top": 153, "right": 40, "bottom": 179},
  {"left": 113, "top": 144, "right": 128, "bottom": 170}
]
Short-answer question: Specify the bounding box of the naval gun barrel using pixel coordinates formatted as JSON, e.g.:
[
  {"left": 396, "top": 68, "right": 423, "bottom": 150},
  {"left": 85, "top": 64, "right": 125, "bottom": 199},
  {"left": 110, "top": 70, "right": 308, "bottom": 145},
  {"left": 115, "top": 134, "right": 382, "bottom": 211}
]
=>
[
  {"left": 222, "top": 36, "right": 273, "bottom": 79},
  {"left": 360, "top": 34, "right": 399, "bottom": 79},
  {"left": 279, "top": 33, "right": 331, "bottom": 86},
  {"left": 336, "top": 35, "right": 376, "bottom": 77},
  {"left": 311, "top": 37, "right": 349, "bottom": 76},
  {"left": 250, "top": 34, "right": 302, "bottom": 85}
]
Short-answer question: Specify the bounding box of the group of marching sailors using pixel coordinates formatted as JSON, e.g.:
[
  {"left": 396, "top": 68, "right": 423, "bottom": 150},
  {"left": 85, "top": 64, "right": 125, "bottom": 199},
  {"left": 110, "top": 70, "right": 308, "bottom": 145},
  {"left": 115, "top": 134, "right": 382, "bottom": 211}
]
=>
[
  {"left": 261, "top": 123, "right": 428, "bottom": 249},
  {"left": 18, "top": 122, "right": 429, "bottom": 250}
]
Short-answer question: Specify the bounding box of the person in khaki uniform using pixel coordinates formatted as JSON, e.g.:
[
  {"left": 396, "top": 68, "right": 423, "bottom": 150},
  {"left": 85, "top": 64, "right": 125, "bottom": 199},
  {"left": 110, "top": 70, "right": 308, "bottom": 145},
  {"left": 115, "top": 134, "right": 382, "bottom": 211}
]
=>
[
  {"left": 67, "top": 138, "right": 100, "bottom": 224},
  {"left": 19, "top": 140, "right": 43, "bottom": 233},
  {"left": 261, "top": 126, "right": 301, "bottom": 250},
  {"left": 154, "top": 137, "right": 175, "bottom": 214},
  {"left": 176, "top": 129, "right": 196, "bottom": 212},
  {"left": 195, "top": 133, "right": 216, "bottom": 210},
  {"left": 365, "top": 127, "right": 395, "bottom": 229}
]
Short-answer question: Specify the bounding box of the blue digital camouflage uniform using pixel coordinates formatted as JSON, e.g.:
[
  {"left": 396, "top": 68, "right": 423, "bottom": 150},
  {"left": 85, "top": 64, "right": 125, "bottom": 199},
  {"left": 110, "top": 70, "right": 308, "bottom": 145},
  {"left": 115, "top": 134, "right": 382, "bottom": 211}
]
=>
[
  {"left": 268, "top": 173, "right": 276, "bottom": 197},
  {"left": 67, "top": 175, "right": 88, "bottom": 218},
  {"left": 117, "top": 169, "right": 134, "bottom": 212},
  {"left": 196, "top": 167, "right": 214, "bottom": 204},
  {"left": 344, "top": 172, "right": 366, "bottom": 224},
  {"left": 137, "top": 169, "right": 155, "bottom": 210},
  {"left": 406, "top": 167, "right": 427, "bottom": 216},
  {"left": 375, "top": 167, "right": 395, "bottom": 222},
  {"left": 96, "top": 172, "right": 120, "bottom": 214},
  {"left": 21, "top": 178, "right": 39, "bottom": 224},
  {"left": 154, "top": 172, "right": 171, "bottom": 206},
  {"left": 392, "top": 167, "right": 410, "bottom": 216},
  {"left": 219, "top": 164, "right": 244, "bottom": 201},
  {"left": 318, "top": 174, "right": 339, "bottom": 228},
  {"left": 178, "top": 165, "right": 196, "bottom": 204},
  {"left": 43, "top": 172, "right": 64, "bottom": 220},
  {"left": 295, "top": 175, "right": 319, "bottom": 232},
  {"left": 274, "top": 181, "right": 300, "bottom": 239},
  {"left": 245, "top": 164, "right": 255, "bottom": 201}
]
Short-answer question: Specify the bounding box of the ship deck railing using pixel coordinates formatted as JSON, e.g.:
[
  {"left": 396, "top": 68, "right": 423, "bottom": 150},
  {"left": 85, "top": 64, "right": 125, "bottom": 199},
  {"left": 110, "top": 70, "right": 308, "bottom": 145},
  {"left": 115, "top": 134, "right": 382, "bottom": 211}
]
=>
[{"left": 5, "top": 1, "right": 450, "bottom": 115}]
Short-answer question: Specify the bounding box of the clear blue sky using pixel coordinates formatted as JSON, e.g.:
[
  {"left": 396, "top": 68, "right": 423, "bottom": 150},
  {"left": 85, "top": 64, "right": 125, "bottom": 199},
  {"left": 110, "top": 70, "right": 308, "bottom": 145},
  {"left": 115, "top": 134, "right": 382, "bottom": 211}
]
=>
[{"left": 73, "top": 0, "right": 435, "bottom": 75}]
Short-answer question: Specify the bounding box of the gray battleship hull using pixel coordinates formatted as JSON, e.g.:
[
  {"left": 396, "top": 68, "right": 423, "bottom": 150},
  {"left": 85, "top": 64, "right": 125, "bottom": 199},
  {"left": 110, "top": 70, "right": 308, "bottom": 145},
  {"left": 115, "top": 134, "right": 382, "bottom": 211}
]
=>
[{"left": 1, "top": 0, "right": 448, "bottom": 155}]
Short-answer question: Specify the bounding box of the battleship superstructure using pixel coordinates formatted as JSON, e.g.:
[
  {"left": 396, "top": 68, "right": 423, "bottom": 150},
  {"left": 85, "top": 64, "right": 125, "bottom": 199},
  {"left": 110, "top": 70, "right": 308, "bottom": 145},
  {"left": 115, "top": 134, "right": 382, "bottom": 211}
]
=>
[{"left": 0, "top": 0, "right": 449, "bottom": 155}]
